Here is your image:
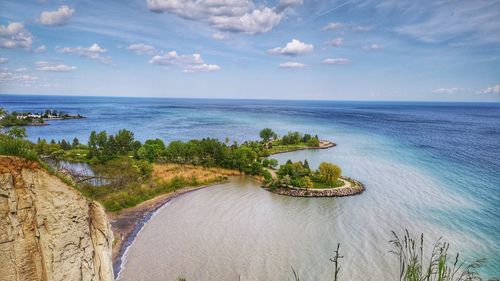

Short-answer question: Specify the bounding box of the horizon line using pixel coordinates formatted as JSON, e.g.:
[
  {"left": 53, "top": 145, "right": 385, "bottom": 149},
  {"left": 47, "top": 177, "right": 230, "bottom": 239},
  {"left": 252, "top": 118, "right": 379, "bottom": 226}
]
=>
[{"left": 0, "top": 92, "right": 499, "bottom": 104}]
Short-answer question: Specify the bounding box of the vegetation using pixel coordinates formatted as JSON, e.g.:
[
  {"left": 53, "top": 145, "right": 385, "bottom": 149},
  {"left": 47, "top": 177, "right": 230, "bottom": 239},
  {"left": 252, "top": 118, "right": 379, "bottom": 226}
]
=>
[
  {"left": 0, "top": 127, "right": 336, "bottom": 211},
  {"left": 262, "top": 129, "right": 322, "bottom": 154},
  {"left": 266, "top": 160, "right": 344, "bottom": 190},
  {"left": 0, "top": 127, "right": 38, "bottom": 161}
]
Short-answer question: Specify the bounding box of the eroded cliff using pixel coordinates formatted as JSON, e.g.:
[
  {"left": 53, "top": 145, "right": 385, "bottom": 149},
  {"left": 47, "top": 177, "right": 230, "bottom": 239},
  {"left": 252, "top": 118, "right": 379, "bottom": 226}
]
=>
[{"left": 0, "top": 156, "right": 114, "bottom": 281}]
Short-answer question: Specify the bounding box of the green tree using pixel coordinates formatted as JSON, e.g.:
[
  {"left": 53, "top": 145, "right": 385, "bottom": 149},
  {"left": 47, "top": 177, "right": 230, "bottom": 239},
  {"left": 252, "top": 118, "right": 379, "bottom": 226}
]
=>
[
  {"left": 6, "top": 126, "right": 27, "bottom": 139},
  {"left": 137, "top": 139, "right": 165, "bottom": 162},
  {"left": 72, "top": 137, "right": 80, "bottom": 148},
  {"left": 303, "top": 176, "right": 314, "bottom": 190},
  {"left": 115, "top": 129, "right": 134, "bottom": 154},
  {"left": 60, "top": 139, "right": 71, "bottom": 150},
  {"left": 259, "top": 128, "right": 277, "bottom": 143},
  {"left": 318, "top": 162, "right": 342, "bottom": 186}
]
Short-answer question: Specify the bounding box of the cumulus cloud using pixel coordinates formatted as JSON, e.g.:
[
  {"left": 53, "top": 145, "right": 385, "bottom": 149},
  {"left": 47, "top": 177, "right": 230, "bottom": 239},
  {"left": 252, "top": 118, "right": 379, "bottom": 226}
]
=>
[
  {"left": 0, "top": 57, "right": 8, "bottom": 64},
  {"left": 183, "top": 64, "right": 220, "bottom": 73},
  {"left": 326, "top": 37, "right": 343, "bottom": 47},
  {"left": 279, "top": 61, "right": 306, "bottom": 69},
  {"left": 478, "top": 84, "right": 500, "bottom": 94},
  {"left": 149, "top": 50, "right": 220, "bottom": 73},
  {"left": 127, "top": 43, "right": 156, "bottom": 55},
  {"left": 0, "top": 22, "right": 33, "bottom": 49},
  {"left": 57, "top": 43, "right": 112, "bottom": 64},
  {"left": 35, "top": 45, "right": 47, "bottom": 53},
  {"left": 146, "top": 0, "right": 290, "bottom": 34},
  {"left": 322, "top": 58, "right": 351, "bottom": 65},
  {"left": 36, "top": 61, "right": 76, "bottom": 72},
  {"left": 39, "top": 6, "right": 75, "bottom": 26},
  {"left": 363, "top": 43, "right": 384, "bottom": 50},
  {"left": 268, "top": 39, "right": 314, "bottom": 56},
  {"left": 212, "top": 32, "right": 229, "bottom": 41}
]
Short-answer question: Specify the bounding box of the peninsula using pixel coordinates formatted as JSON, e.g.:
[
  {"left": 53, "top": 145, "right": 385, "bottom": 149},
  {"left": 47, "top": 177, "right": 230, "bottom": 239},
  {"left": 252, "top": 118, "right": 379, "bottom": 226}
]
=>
[{"left": 0, "top": 107, "right": 85, "bottom": 127}]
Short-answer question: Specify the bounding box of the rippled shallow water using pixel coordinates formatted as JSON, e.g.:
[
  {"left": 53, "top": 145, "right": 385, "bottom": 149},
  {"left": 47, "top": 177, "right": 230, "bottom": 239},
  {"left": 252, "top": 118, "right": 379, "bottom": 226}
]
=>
[{"left": 2, "top": 95, "right": 499, "bottom": 279}]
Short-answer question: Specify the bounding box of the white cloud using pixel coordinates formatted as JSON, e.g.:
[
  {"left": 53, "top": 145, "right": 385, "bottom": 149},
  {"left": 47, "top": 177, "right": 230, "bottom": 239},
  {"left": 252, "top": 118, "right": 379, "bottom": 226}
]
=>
[
  {"left": 212, "top": 32, "right": 229, "bottom": 41},
  {"left": 15, "top": 67, "right": 27, "bottom": 72},
  {"left": 146, "top": 0, "right": 286, "bottom": 34},
  {"left": 35, "top": 45, "right": 47, "bottom": 53},
  {"left": 478, "top": 84, "right": 500, "bottom": 94},
  {"left": 36, "top": 61, "right": 76, "bottom": 72},
  {"left": 127, "top": 43, "right": 156, "bottom": 55},
  {"left": 277, "top": 0, "right": 303, "bottom": 11},
  {"left": 363, "top": 43, "right": 384, "bottom": 50},
  {"left": 322, "top": 22, "right": 346, "bottom": 31},
  {"left": 268, "top": 39, "right": 314, "bottom": 56},
  {"left": 279, "top": 61, "right": 306, "bottom": 69},
  {"left": 0, "top": 70, "right": 38, "bottom": 84},
  {"left": 183, "top": 64, "right": 220, "bottom": 73},
  {"left": 0, "top": 22, "right": 33, "bottom": 49},
  {"left": 149, "top": 50, "right": 219, "bottom": 73},
  {"left": 322, "top": 58, "right": 351, "bottom": 65},
  {"left": 57, "top": 43, "right": 112, "bottom": 64},
  {"left": 326, "top": 37, "right": 343, "bottom": 47},
  {"left": 39, "top": 6, "right": 75, "bottom": 26},
  {"left": 0, "top": 57, "right": 8, "bottom": 64},
  {"left": 322, "top": 22, "right": 371, "bottom": 32},
  {"left": 432, "top": 87, "right": 466, "bottom": 94},
  {"left": 149, "top": 51, "right": 203, "bottom": 65}
]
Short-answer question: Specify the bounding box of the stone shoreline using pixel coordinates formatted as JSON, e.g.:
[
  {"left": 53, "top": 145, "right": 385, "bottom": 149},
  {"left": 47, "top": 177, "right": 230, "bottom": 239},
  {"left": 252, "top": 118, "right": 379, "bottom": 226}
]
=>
[{"left": 266, "top": 176, "right": 365, "bottom": 197}]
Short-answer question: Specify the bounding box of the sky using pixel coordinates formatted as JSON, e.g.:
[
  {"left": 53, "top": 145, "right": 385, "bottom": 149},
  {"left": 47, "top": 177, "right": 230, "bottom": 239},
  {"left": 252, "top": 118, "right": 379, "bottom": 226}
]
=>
[{"left": 0, "top": 0, "right": 499, "bottom": 101}]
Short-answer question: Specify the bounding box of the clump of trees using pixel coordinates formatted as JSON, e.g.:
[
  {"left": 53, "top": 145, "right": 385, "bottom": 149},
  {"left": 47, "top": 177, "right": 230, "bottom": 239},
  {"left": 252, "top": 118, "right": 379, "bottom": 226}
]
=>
[
  {"left": 259, "top": 128, "right": 320, "bottom": 147},
  {"left": 269, "top": 160, "right": 343, "bottom": 189}
]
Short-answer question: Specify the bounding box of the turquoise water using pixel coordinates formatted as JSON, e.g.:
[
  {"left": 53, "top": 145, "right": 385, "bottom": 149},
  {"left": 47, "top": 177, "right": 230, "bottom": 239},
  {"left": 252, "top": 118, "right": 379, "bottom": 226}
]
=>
[{"left": 1, "top": 95, "right": 499, "bottom": 278}]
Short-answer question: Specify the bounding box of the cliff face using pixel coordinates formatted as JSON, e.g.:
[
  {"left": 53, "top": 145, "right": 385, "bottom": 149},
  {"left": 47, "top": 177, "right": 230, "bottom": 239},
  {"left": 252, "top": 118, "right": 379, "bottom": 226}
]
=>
[{"left": 0, "top": 156, "right": 114, "bottom": 281}]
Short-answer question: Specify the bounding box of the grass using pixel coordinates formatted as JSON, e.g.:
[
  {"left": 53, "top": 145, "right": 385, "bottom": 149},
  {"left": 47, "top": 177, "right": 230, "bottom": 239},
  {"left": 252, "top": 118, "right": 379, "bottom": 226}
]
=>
[
  {"left": 152, "top": 163, "right": 241, "bottom": 185},
  {"left": 79, "top": 162, "right": 241, "bottom": 212},
  {"left": 310, "top": 179, "right": 345, "bottom": 189}
]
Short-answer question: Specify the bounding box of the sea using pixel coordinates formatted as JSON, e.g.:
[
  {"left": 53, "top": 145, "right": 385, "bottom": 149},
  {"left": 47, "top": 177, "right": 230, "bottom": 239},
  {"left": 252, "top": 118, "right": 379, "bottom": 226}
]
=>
[{"left": 1, "top": 94, "right": 499, "bottom": 280}]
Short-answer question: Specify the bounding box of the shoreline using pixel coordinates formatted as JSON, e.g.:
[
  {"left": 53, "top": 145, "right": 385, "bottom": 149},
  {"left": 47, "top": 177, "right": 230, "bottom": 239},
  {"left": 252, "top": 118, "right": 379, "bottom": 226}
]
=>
[
  {"left": 268, "top": 140, "right": 336, "bottom": 155},
  {"left": 109, "top": 180, "right": 231, "bottom": 278},
  {"left": 110, "top": 140, "right": 341, "bottom": 277}
]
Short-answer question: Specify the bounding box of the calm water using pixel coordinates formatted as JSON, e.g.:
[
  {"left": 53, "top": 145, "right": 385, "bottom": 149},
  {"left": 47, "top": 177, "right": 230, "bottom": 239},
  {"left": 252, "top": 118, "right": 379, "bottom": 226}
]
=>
[{"left": 1, "top": 95, "right": 499, "bottom": 280}]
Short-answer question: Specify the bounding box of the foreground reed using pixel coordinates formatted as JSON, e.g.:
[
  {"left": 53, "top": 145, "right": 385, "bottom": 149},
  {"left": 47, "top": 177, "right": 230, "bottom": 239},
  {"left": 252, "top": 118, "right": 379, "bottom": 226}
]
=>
[{"left": 178, "top": 230, "right": 499, "bottom": 281}]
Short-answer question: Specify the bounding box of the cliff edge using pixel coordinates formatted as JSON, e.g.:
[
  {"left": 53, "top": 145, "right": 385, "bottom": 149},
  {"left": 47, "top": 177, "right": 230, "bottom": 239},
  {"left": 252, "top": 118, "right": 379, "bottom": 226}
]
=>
[{"left": 0, "top": 156, "right": 114, "bottom": 281}]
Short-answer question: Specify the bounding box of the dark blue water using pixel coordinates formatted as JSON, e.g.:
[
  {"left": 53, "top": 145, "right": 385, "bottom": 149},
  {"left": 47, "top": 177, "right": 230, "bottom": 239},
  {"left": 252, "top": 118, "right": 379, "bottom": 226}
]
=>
[{"left": 1, "top": 94, "right": 499, "bottom": 277}]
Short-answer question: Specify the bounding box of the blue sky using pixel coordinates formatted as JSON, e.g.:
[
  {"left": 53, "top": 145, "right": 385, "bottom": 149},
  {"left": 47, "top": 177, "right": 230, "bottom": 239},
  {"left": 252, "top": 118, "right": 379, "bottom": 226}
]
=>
[{"left": 0, "top": 0, "right": 499, "bottom": 101}]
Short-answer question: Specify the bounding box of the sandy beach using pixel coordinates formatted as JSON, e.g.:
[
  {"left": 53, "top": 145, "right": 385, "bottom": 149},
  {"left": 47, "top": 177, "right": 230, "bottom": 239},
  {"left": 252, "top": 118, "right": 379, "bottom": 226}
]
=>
[{"left": 108, "top": 180, "right": 230, "bottom": 276}]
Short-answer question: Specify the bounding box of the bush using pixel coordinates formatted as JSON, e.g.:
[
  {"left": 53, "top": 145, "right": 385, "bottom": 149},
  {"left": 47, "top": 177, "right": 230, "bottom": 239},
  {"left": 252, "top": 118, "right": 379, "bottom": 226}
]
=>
[{"left": 0, "top": 134, "right": 38, "bottom": 161}]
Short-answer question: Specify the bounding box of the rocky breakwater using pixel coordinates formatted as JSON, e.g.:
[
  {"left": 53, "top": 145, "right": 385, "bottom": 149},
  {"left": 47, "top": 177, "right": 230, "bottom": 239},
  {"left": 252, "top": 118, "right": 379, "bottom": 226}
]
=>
[
  {"left": 270, "top": 176, "right": 365, "bottom": 197},
  {"left": 0, "top": 156, "right": 114, "bottom": 281}
]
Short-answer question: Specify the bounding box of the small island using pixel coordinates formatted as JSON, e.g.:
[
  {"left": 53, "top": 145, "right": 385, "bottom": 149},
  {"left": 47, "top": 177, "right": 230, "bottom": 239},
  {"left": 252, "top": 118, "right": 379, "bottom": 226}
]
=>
[{"left": 0, "top": 107, "right": 85, "bottom": 127}]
